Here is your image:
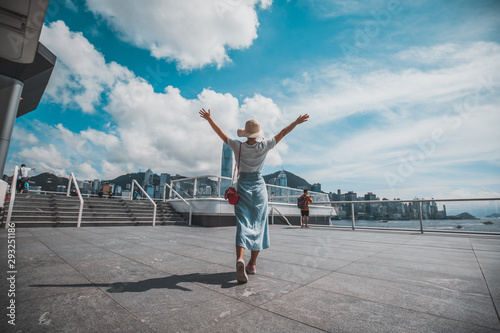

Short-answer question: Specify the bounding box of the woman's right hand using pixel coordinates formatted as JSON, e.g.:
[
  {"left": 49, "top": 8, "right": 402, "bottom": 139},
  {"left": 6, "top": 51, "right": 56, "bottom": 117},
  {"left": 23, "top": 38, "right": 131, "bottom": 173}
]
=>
[{"left": 295, "top": 114, "right": 309, "bottom": 124}]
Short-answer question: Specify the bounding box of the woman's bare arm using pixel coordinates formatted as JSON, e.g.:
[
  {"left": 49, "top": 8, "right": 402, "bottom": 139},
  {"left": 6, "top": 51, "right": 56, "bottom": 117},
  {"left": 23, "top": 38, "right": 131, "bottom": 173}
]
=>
[
  {"left": 274, "top": 114, "right": 309, "bottom": 144},
  {"left": 199, "top": 108, "right": 229, "bottom": 144}
]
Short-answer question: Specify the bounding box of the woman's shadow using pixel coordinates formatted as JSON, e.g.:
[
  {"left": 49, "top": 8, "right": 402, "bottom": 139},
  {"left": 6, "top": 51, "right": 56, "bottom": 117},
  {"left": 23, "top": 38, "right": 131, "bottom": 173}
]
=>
[{"left": 32, "top": 271, "right": 239, "bottom": 293}]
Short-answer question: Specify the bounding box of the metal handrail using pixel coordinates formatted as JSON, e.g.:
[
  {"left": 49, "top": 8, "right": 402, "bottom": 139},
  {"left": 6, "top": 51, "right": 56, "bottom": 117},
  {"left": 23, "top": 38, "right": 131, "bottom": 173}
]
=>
[
  {"left": 271, "top": 207, "right": 291, "bottom": 226},
  {"left": 324, "top": 197, "right": 500, "bottom": 204},
  {"left": 169, "top": 175, "right": 231, "bottom": 199},
  {"left": 168, "top": 174, "right": 329, "bottom": 202},
  {"left": 163, "top": 182, "right": 192, "bottom": 225},
  {"left": 131, "top": 180, "right": 156, "bottom": 226},
  {"left": 327, "top": 197, "right": 500, "bottom": 234},
  {"left": 5, "top": 166, "right": 18, "bottom": 228},
  {"left": 66, "top": 172, "right": 84, "bottom": 227}
]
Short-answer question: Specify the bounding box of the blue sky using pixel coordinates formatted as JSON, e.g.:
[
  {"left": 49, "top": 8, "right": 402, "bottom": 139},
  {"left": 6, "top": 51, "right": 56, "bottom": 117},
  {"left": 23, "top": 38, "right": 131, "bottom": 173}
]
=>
[{"left": 5, "top": 0, "right": 500, "bottom": 202}]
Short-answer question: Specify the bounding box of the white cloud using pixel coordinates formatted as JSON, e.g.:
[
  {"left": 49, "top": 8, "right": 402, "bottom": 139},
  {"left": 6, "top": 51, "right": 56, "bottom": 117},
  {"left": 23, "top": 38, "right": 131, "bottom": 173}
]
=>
[
  {"left": 240, "top": 94, "right": 285, "bottom": 135},
  {"left": 85, "top": 0, "right": 272, "bottom": 70},
  {"left": 11, "top": 127, "right": 38, "bottom": 145},
  {"left": 74, "top": 162, "right": 99, "bottom": 179},
  {"left": 278, "top": 41, "right": 500, "bottom": 198},
  {"left": 30, "top": 17, "right": 500, "bottom": 203},
  {"left": 105, "top": 81, "right": 285, "bottom": 176},
  {"left": 26, "top": 21, "right": 289, "bottom": 179},
  {"left": 17, "top": 144, "right": 70, "bottom": 176},
  {"left": 284, "top": 43, "right": 500, "bottom": 124},
  {"left": 40, "top": 20, "right": 133, "bottom": 113}
]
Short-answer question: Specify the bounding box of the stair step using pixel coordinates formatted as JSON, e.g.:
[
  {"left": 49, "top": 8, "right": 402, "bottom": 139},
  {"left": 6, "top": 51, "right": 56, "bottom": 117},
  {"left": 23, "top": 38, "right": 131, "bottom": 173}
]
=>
[
  {"left": 6, "top": 221, "right": 188, "bottom": 227},
  {"left": 1, "top": 194, "right": 188, "bottom": 227}
]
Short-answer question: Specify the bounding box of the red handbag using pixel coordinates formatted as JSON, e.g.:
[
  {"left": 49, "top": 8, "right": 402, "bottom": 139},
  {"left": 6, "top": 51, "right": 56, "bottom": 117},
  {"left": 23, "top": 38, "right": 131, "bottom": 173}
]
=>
[
  {"left": 224, "top": 143, "right": 241, "bottom": 205},
  {"left": 224, "top": 186, "right": 239, "bottom": 205}
]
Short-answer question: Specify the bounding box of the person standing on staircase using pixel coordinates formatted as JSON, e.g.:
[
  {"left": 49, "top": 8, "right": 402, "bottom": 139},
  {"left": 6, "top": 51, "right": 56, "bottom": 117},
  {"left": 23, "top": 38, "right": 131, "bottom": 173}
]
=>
[{"left": 18, "top": 163, "right": 35, "bottom": 193}]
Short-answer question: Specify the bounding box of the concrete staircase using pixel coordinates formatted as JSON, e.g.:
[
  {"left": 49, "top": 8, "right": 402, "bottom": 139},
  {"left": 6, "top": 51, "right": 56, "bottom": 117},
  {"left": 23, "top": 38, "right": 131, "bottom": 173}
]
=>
[{"left": 0, "top": 193, "right": 188, "bottom": 227}]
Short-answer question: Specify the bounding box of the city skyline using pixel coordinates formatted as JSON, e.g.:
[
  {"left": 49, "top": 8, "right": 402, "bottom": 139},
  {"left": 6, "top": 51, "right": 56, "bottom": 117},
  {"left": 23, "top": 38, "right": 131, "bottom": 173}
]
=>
[
  {"left": 16, "top": 167, "right": 498, "bottom": 218},
  {"left": 3, "top": 0, "right": 500, "bottom": 201}
]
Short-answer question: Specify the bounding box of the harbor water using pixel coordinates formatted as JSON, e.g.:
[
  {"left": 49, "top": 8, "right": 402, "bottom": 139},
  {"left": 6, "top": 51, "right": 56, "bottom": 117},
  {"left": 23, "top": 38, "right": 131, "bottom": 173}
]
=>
[{"left": 327, "top": 217, "right": 500, "bottom": 233}]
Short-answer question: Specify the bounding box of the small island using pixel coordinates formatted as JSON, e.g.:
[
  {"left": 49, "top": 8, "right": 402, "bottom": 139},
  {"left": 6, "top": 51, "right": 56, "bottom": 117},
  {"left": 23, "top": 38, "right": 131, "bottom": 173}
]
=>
[{"left": 446, "top": 212, "right": 479, "bottom": 220}]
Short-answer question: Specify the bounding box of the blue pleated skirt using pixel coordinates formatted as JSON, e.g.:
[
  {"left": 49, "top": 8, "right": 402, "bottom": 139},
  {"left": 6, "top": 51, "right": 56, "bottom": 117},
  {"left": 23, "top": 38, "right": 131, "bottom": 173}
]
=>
[{"left": 234, "top": 172, "right": 270, "bottom": 251}]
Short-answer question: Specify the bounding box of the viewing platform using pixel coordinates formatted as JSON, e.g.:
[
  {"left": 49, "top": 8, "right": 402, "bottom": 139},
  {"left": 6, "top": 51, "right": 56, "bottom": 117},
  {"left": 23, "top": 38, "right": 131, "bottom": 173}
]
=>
[{"left": 1, "top": 225, "right": 499, "bottom": 332}]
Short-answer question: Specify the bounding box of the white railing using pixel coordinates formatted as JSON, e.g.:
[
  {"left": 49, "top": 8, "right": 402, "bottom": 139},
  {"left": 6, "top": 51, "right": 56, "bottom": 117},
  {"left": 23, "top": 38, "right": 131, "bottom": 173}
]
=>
[
  {"left": 326, "top": 197, "right": 500, "bottom": 234},
  {"left": 66, "top": 172, "right": 84, "bottom": 227},
  {"left": 130, "top": 180, "right": 156, "bottom": 226},
  {"left": 163, "top": 182, "right": 192, "bottom": 225},
  {"left": 271, "top": 207, "right": 291, "bottom": 226},
  {"left": 168, "top": 174, "right": 329, "bottom": 205},
  {"left": 4, "top": 166, "right": 18, "bottom": 228}
]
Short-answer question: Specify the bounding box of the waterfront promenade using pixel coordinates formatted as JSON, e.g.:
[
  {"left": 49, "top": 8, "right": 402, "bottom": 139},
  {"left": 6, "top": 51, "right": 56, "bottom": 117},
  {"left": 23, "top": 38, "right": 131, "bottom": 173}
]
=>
[{"left": 1, "top": 225, "right": 499, "bottom": 332}]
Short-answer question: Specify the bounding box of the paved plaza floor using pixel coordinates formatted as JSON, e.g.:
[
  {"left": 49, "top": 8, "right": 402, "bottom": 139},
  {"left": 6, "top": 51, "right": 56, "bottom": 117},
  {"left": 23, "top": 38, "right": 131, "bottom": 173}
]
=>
[{"left": 1, "top": 225, "right": 499, "bottom": 332}]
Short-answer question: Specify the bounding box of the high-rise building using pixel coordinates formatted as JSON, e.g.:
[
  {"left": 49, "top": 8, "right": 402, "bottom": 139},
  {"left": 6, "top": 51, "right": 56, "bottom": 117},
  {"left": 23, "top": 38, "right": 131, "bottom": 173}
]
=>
[
  {"left": 102, "top": 184, "right": 113, "bottom": 195},
  {"left": 146, "top": 184, "right": 155, "bottom": 198},
  {"left": 364, "top": 192, "right": 377, "bottom": 214},
  {"left": 277, "top": 171, "right": 287, "bottom": 187},
  {"left": 344, "top": 191, "right": 358, "bottom": 215},
  {"left": 92, "top": 179, "right": 100, "bottom": 194},
  {"left": 160, "top": 173, "right": 171, "bottom": 199},
  {"left": 221, "top": 143, "right": 233, "bottom": 178},
  {"left": 275, "top": 171, "right": 288, "bottom": 202},
  {"left": 364, "top": 192, "right": 377, "bottom": 200},
  {"left": 220, "top": 143, "right": 233, "bottom": 196},
  {"left": 143, "top": 168, "right": 154, "bottom": 188},
  {"left": 311, "top": 183, "right": 321, "bottom": 192}
]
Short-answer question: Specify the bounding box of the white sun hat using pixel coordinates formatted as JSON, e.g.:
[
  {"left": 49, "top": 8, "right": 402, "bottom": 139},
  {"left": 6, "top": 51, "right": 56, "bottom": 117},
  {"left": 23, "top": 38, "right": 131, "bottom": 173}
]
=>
[{"left": 237, "top": 119, "right": 265, "bottom": 139}]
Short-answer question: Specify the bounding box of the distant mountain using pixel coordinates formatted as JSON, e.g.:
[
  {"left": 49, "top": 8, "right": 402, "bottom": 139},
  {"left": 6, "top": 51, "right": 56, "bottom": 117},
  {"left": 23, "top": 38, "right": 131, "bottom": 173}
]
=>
[
  {"left": 106, "top": 172, "right": 149, "bottom": 189},
  {"left": 448, "top": 212, "right": 478, "bottom": 220},
  {"left": 263, "top": 170, "right": 312, "bottom": 190},
  {"left": 29, "top": 173, "right": 69, "bottom": 192},
  {"left": 8, "top": 170, "right": 310, "bottom": 193},
  {"left": 105, "top": 172, "right": 187, "bottom": 189},
  {"left": 485, "top": 213, "right": 500, "bottom": 218}
]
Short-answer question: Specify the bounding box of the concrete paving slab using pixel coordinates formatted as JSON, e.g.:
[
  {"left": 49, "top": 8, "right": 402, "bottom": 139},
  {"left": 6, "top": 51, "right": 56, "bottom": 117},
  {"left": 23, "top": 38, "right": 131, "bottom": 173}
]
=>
[
  {"left": 185, "top": 268, "right": 304, "bottom": 306},
  {"left": 258, "top": 247, "right": 353, "bottom": 272},
  {"left": 309, "top": 271, "right": 500, "bottom": 329},
  {"left": 132, "top": 296, "right": 253, "bottom": 333},
  {"left": 469, "top": 237, "right": 500, "bottom": 252},
  {"left": 260, "top": 285, "right": 499, "bottom": 333},
  {"left": 2, "top": 288, "right": 154, "bottom": 333},
  {"left": 494, "top": 298, "right": 500, "bottom": 318},
  {"left": 354, "top": 255, "right": 486, "bottom": 279},
  {"left": 1, "top": 225, "right": 499, "bottom": 333},
  {"left": 196, "top": 307, "right": 325, "bottom": 333},
  {"left": 65, "top": 257, "right": 168, "bottom": 285},
  {"left": 337, "top": 261, "right": 489, "bottom": 296},
  {"left": 14, "top": 262, "right": 91, "bottom": 303}
]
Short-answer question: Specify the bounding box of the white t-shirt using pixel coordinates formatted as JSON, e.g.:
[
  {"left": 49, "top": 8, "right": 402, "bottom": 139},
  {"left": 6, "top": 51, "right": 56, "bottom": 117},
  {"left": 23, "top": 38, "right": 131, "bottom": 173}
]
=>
[
  {"left": 20, "top": 166, "right": 30, "bottom": 178},
  {"left": 227, "top": 137, "right": 276, "bottom": 173}
]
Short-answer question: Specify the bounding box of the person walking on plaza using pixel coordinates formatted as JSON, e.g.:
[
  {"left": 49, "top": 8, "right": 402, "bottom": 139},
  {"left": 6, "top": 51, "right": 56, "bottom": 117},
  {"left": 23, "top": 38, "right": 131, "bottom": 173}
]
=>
[
  {"left": 200, "top": 108, "right": 309, "bottom": 283},
  {"left": 299, "top": 189, "right": 313, "bottom": 228}
]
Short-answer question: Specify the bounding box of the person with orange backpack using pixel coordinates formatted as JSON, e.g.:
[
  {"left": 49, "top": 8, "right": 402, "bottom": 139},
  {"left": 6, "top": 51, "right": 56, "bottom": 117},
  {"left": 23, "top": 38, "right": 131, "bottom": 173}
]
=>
[{"left": 298, "top": 189, "right": 313, "bottom": 228}]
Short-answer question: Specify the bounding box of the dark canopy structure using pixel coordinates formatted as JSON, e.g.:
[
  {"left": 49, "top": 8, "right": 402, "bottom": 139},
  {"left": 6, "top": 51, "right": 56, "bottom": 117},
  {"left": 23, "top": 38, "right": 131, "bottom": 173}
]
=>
[{"left": 0, "top": 0, "right": 56, "bottom": 175}]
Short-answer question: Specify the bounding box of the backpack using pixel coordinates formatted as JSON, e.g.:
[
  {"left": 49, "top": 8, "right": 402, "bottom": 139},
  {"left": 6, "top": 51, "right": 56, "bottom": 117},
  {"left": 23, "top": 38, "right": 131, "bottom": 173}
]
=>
[{"left": 297, "top": 195, "right": 307, "bottom": 209}]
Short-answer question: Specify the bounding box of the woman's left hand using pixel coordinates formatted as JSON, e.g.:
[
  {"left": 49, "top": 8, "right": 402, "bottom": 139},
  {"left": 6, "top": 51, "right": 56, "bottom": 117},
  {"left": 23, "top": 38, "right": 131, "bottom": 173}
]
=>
[{"left": 199, "top": 108, "right": 211, "bottom": 121}]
